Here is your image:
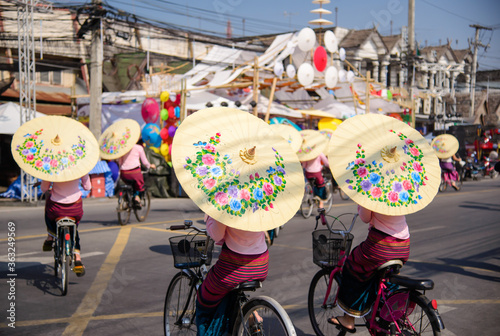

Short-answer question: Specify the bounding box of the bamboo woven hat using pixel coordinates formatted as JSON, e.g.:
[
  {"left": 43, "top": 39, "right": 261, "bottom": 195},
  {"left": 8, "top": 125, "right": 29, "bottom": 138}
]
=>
[
  {"left": 328, "top": 113, "right": 441, "bottom": 216},
  {"left": 430, "top": 134, "right": 459, "bottom": 159},
  {"left": 11, "top": 116, "right": 99, "bottom": 182},
  {"left": 98, "top": 119, "right": 141, "bottom": 160},
  {"left": 270, "top": 123, "right": 303, "bottom": 152},
  {"left": 297, "top": 129, "right": 329, "bottom": 162},
  {"left": 171, "top": 107, "right": 305, "bottom": 232}
]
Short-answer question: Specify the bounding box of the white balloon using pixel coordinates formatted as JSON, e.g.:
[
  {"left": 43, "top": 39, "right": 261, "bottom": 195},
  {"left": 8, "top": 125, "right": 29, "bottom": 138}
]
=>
[
  {"left": 347, "top": 70, "right": 355, "bottom": 83},
  {"left": 338, "top": 69, "right": 347, "bottom": 83},
  {"left": 170, "top": 93, "right": 177, "bottom": 102},
  {"left": 274, "top": 62, "right": 284, "bottom": 77},
  {"left": 324, "top": 30, "right": 338, "bottom": 53},
  {"left": 286, "top": 64, "right": 296, "bottom": 78},
  {"left": 297, "top": 63, "right": 314, "bottom": 87},
  {"left": 298, "top": 27, "right": 316, "bottom": 52},
  {"left": 325, "top": 66, "right": 339, "bottom": 88},
  {"left": 339, "top": 47, "right": 346, "bottom": 61}
]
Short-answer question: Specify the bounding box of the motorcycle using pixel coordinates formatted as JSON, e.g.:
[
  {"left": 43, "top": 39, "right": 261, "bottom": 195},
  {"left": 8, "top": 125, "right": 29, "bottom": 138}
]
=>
[
  {"left": 484, "top": 157, "right": 499, "bottom": 179},
  {"left": 462, "top": 154, "right": 485, "bottom": 181}
]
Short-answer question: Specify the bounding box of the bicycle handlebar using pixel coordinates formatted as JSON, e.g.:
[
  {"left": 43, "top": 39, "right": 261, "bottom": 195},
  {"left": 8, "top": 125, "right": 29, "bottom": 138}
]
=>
[
  {"left": 168, "top": 220, "right": 207, "bottom": 234},
  {"left": 315, "top": 208, "right": 358, "bottom": 235}
]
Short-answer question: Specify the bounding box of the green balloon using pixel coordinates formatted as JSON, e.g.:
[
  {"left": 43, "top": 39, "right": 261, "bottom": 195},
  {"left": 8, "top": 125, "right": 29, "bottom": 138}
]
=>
[{"left": 160, "top": 108, "right": 169, "bottom": 120}]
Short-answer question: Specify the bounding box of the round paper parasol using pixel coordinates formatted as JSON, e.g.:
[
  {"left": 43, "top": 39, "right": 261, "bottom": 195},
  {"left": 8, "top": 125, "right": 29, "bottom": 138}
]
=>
[
  {"left": 430, "top": 134, "right": 459, "bottom": 159},
  {"left": 328, "top": 114, "right": 440, "bottom": 216},
  {"left": 171, "top": 107, "right": 305, "bottom": 232},
  {"left": 297, "top": 129, "right": 329, "bottom": 162},
  {"left": 270, "top": 123, "right": 302, "bottom": 152},
  {"left": 98, "top": 119, "right": 141, "bottom": 160},
  {"left": 11, "top": 116, "right": 99, "bottom": 182},
  {"left": 318, "top": 129, "right": 335, "bottom": 147}
]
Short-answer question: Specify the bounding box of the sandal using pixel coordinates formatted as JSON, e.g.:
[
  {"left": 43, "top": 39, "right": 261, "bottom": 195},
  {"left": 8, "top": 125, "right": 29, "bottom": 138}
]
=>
[
  {"left": 327, "top": 316, "right": 356, "bottom": 333},
  {"left": 42, "top": 239, "right": 53, "bottom": 252},
  {"left": 73, "top": 260, "right": 86, "bottom": 277}
]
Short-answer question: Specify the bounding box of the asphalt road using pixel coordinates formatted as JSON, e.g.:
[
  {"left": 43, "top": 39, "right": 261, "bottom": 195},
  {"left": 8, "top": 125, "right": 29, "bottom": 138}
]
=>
[{"left": 0, "top": 177, "right": 499, "bottom": 336}]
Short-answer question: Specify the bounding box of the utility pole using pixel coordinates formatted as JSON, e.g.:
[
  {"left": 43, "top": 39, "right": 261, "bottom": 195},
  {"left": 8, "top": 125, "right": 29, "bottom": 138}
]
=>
[
  {"left": 470, "top": 24, "right": 491, "bottom": 118},
  {"left": 408, "top": 0, "right": 414, "bottom": 53},
  {"left": 89, "top": 0, "right": 103, "bottom": 140}
]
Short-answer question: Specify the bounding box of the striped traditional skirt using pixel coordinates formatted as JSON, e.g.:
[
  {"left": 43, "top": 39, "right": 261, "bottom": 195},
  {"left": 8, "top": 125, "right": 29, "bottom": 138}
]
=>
[
  {"left": 45, "top": 197, "right": 84, "bottom": 250},
  {"left": 197, "top": 244, "right": 269, "bottom": 309},
  {"left": 120, "top": 167, "right": 145, "bottom": 192},
  {"left": 440, "top": 161, "right": 458, "bottom": 183},
  {"left": 338, "top": 228, "right": 410, "bottom": 317}
]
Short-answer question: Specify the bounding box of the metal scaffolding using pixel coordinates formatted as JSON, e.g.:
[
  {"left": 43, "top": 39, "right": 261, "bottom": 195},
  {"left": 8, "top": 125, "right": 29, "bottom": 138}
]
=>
[{"left": 14, "top": 0, "right": 52, "bottom": 202}]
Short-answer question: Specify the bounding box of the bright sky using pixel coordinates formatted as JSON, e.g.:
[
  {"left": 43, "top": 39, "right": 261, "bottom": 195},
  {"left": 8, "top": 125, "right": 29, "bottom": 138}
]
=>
[{"left": 60, "top": 0, "right": 500, "bottom": 70}]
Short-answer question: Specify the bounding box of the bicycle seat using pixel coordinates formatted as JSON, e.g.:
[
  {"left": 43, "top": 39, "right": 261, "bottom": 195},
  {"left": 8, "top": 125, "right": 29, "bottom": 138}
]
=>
[
  {"left": 56, "top": 216, "right": 76, "bottom": 222},
  {"left": 389, "top": 275, "right": 434, "bottom": 291},
  {"left": 235, "top": 280, "right": 262, "bottom": 291},
  {"left": 377, "top": 260, "right": 403, "bottom": 277}
]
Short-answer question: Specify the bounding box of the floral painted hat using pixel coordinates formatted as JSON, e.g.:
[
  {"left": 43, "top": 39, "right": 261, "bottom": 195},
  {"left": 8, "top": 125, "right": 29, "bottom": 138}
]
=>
[
  {"left": 11, "top": 116, "right": 99, "bottom": 182},
  {"left": 431, "top": 134, "right": 459, "bottom": 159},
  {"left": 98, "top": 119, "right": 141, "bottom": 160},
  {"left": 297, "top": 129, "right": 329, "bottom": 162},
  {"left": 328, "top": 114, "right": 440, "bottom": 216},
  {"left": 171, "top": 107, "right": 305, "bottom": 232}
]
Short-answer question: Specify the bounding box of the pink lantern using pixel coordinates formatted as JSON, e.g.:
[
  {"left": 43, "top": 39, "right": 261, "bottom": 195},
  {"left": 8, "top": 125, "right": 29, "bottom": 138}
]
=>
[
  {"left": 313, "top": 46, "right": 328, "bottom": 72},
  {"left": 141, "top": 98, "right": 159, "bottom": 123}
]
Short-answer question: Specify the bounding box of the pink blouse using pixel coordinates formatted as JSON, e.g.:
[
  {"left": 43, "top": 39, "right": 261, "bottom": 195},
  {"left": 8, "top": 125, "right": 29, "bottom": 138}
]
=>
[
  {"left": 205, "top": 215, "right": 268, "bottom": 255},
  {"left": 358, "top": 205, "right": 410, "bottom": 239},
  {"left": 302, "top": 153, "right": 329, "bottom": 173},
  {"left": 41, "top": 174, "right": 91, "bottom": 204},
  {"left": 119, "top": 144, "right": 151, "bottom": 171}
]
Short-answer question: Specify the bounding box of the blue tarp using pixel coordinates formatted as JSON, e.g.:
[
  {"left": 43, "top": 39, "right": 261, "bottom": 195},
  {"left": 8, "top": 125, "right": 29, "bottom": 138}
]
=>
[{"left": 0, "top": 175, "right": 42, "bottom": 199}]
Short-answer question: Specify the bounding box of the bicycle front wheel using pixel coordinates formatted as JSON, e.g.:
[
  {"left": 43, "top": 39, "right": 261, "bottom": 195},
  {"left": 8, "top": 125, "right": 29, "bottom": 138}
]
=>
[
  {"left": 387, "top": 290, "right": 442, "bottom": 336},
  {"left": 134, "top": 190, "right": 151, "bottom": 222},
  {"left": 164, "top": 272, "right": 197, "bottom": 336},
  {"left": 323, "top": 181, "right": 333, "bottom": 214},
  {"left": 301, "top": 182, "right": 314, "bottom": 219},
  {"left": 308, "top": 268, "right": 342, "bottom": 336},
  {"left": 117, "top": 193, "right": 131, "bottom": 225},
  {"left": 233, "top": 296, "right": 296, "bottom": 336}
]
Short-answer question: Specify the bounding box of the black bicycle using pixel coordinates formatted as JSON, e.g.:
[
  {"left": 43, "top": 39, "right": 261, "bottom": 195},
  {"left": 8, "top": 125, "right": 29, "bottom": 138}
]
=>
[
  {"left": 163, "top": 220, "right": 296, "bottom": 335},
  {"left": 53, "top": 217, "right": 77, "bottom": 296},
  {"left": 116, "top": 172, "right": 151, "bottom": 225}
]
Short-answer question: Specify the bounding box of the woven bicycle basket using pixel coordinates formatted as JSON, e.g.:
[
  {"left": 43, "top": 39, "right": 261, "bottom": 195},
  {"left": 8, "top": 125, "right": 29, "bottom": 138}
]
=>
[
  {"left": 312, "top": 229, "right": 354, "bottom": 268},
  {"left": 169, "top": 235, "right": 215, "bottom": 269}
]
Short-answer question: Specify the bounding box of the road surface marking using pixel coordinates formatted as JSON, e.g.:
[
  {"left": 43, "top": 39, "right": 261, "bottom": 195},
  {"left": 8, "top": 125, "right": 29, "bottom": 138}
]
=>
[
  {"left": 62, "top": 226, "right": 132, "bottom": 336},
  {"left": 0, "top": 251, "right": 104, "bottom": 268}
]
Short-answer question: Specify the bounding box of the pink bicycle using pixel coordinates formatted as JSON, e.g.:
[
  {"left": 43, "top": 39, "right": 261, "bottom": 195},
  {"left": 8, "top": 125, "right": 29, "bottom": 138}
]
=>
[{"left": 307, "top": 208, "right": 445, "bottom": 336}]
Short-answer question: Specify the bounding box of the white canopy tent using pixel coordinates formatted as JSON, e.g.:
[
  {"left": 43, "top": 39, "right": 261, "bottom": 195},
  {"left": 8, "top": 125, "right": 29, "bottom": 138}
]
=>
[{"left": 0, "top": 102, "right": 47, "bottom": 135}]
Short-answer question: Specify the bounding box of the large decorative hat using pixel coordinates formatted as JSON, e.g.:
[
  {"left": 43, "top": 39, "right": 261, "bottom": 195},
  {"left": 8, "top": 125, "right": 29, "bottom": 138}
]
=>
[
  {"left": 270, "top": 123, "right": 303, "bottom": 152},
  {"left": 171, "top": 107, "right": 305, "bottom": 232},
  {"left": 328, "top": 113, "right": 440, "bottom": 216},
  {"left": 297, "top": 129, "right": 329, "bottom": 162},
  {"left": 98, "top": 119, "right": 141, "bottom": 160},
  {"left": 11, "top": 116, "right": 99, "bottom": 182},
  {"left": 431, "top": 134, "right": 459, "bottom": 159}
]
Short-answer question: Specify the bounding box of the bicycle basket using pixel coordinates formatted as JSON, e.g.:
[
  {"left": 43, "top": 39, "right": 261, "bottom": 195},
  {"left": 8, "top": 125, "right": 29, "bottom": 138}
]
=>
[
  {"left": 312, "top": 229, "right": 354, "bottom": 267},
  {"left": 169, "top": 235, "right": 215, "bottom": 269}
]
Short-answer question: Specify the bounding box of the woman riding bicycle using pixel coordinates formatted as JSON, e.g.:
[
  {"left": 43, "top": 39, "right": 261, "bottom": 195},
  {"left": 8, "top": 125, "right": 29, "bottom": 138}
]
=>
[
  {"left": 118, "top": 139, "right": 156, "bottom": 206},
  {"left": 41, "top": 174, "right": 91, "bottom": 276},
  {"left": 328, "top": 205, "right": 410, "bottom": 333},
  {"left": 196, "top": 214, "right": 268, "bottom": 335},
  {"left": 301, "top": 152, "right": 329, "bottom": 208}
]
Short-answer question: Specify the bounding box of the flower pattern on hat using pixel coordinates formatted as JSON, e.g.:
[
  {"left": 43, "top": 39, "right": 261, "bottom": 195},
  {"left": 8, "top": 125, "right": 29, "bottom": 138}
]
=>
[
  {"left": 183, "top": 133, "right": 288, "bottom": 216},
  {"left": 14, "top": 128, "right": 88, "bottom": 176},
  {"left": 100, "top": 127, "right": 132, "bottom": 155},
  {"left": 344, "top": 130, "right": 428, "bottom": 207}
]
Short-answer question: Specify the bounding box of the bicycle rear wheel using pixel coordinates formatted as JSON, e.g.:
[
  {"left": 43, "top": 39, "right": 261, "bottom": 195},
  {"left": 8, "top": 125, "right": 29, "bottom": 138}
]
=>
[
  {"left": 338, "top": 188, "right": 349, "bottom": 200},
  {"left": 386, "top": 290, "right": 441, "bottom": 336},
  {"left": 61, "top": 227, "right": 70, "bottom": 296},
  {"left": 134, "top": 190, "right": 151, "bottom": 222},
  {"left": 301, "top": 182, "right": 314, "bottom": 219},
  {"left": 233, "top": 296, "right": 296, "bottom": 336},
  {"left": 164, "top": 272, "right": 197, "bottom": 336},
  {"left": 308, "top": 267, "right": 342, "bottom": 336},
  {"left": 117, "top": 193, "right": 131, "bottom": 225}
]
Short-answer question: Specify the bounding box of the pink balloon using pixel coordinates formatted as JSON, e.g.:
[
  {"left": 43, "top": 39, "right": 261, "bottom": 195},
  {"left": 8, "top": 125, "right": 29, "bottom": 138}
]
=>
[
  {"left": 313, "top": 46, "right": 328, "bottom": 72},
  {"left": 141, "top": 98, "right": 159, "bottom": 123}
]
